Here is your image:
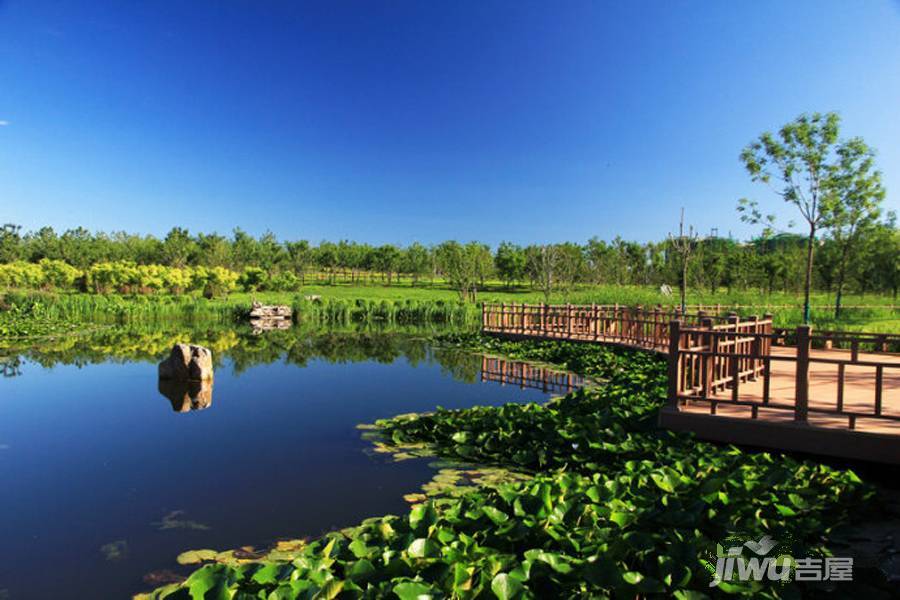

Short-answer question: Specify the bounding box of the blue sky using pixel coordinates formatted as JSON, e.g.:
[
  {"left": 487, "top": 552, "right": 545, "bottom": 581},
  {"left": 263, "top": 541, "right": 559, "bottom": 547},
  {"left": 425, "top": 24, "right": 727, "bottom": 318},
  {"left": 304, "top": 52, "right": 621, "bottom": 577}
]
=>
[{"left": 1, "top": 1, "right": 898, "bottom": 246}]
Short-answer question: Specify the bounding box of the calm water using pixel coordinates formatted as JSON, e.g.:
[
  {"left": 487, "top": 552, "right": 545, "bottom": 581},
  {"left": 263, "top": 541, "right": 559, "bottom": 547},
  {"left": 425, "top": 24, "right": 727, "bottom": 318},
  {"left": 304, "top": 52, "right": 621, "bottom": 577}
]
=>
[{"left": 0, "top": 329, "right": 575, "bottom": 598}]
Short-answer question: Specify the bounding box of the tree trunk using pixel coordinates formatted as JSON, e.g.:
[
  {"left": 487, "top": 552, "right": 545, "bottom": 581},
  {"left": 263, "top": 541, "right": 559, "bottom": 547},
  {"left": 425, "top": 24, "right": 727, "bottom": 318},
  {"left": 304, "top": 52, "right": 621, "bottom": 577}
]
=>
[
  {"left": 834, "top": 241, "right": 850, "bottom": 320},
  {"left": 803, "top": 223, "right": 816, "bottom": 324}
]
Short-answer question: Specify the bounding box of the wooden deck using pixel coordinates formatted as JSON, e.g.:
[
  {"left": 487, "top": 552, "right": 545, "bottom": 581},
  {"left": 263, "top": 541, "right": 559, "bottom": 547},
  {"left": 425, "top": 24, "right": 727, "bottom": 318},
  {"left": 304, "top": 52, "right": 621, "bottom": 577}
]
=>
[
  {"left": 482, "top": 303, "right": 900, "bottom": 464},
  {"left": 675, "top": 347, "right": 900, "bottom": 434}
]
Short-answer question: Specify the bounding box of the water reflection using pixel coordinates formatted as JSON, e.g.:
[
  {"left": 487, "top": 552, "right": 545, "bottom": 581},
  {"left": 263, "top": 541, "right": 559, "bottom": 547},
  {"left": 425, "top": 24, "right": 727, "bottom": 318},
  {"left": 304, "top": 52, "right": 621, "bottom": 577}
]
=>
[
  {"left": 0, "top": 356, "right": 22, "bottom": 378},
  {"left": 250, "top": 317, "right": 292, "bottom": 334},
  {"left": 0, "top": 325, "right": 583, "bottom": 599},
  {"left": 480, "top": 356, "right": 583, "bottom": 394},
  {"left": 158, "top": 379, "right": 214, "bottom": 412}
]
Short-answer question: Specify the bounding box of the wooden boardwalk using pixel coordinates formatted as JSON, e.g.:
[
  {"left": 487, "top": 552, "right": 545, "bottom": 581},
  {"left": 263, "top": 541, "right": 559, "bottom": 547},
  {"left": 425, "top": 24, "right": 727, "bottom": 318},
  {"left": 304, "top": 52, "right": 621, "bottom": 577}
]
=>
[
  {"left": 482, "top": 303, "right": 900, "bottom": 464},
  {"left": 675, "top": 346, "right": 900, "bottom": 434}
]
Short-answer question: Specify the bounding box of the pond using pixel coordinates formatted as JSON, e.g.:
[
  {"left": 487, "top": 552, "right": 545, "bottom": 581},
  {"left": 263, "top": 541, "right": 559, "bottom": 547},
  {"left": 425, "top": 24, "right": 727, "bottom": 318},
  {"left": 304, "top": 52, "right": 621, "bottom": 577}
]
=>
[{"left": 0, "top": 327, "right": 581, "bottom": 598}]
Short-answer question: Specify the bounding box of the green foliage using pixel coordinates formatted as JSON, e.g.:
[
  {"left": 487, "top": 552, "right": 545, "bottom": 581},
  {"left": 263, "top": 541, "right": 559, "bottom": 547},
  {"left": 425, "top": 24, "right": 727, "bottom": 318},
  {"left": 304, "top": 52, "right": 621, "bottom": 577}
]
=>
[
  {"left": 237, "top": 266, "right": 268, "bottom": 292},
  {"left": 1, "top": 220, "right": 898, "bottom": 304},
  {"left": 739, "top": 112, "right": 887, "bottom": 322}
]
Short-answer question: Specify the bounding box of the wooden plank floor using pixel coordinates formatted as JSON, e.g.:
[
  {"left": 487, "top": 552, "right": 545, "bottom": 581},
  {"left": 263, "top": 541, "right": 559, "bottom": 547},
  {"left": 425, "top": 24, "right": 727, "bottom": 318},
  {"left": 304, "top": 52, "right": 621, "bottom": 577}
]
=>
[{"left": 676, "top": 347, "right": 900, "bottom": 435}]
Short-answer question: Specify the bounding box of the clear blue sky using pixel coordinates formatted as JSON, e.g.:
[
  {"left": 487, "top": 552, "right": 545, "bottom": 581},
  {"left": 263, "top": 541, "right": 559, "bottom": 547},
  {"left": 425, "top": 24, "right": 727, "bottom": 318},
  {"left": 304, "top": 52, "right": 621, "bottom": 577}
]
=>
[{"left": 1, "top": 1, "right": 898, "bottom": 246}]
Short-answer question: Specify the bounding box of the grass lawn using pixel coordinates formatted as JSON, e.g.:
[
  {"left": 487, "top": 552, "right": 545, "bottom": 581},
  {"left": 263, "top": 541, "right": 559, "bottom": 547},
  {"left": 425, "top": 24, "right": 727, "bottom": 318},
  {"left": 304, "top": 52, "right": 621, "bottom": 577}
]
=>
[{"left": 242, "top": 281, "right": 899, "bottom": 332}]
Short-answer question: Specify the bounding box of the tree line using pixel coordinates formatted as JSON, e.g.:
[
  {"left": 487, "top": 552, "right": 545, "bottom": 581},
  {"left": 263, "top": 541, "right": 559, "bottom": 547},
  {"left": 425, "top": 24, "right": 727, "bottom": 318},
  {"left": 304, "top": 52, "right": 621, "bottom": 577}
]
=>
[{"left": 1, "top": 222, "right": 896, "bottom": 302}]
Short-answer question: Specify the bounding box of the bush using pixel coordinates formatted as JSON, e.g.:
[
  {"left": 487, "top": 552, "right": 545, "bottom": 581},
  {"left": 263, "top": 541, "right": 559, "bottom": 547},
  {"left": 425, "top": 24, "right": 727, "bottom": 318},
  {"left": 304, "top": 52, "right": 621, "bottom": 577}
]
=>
[{"left": 238, "top": 266, "right": 268, "bottom": 292}]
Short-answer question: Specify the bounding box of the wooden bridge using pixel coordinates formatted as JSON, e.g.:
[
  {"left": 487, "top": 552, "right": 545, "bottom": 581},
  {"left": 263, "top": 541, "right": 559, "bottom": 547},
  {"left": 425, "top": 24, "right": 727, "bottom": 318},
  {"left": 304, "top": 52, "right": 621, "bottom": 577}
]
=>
[{"left": 482, "top": 302, "right": 900, "bottom": 464}]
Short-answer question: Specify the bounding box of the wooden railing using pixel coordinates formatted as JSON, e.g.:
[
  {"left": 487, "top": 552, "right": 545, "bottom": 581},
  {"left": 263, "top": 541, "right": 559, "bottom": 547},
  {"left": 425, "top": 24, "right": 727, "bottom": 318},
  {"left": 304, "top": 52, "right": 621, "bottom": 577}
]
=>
[
  {"left": 482, "top": 302, "right": 899, "bottom": 434},
  {"left": 670, "top": 316, "right": 773, "bottom": 402},
  {"left": 480, "top": 356, "right": 583, "bottom": 394},
  {"left": 670, "top": 322, "right": 900, "bottom": 430},
  {"left": 481, "top": 302, "right": 730, "bottom": 352},
  {"left": 774, "top": 328, "right": 900, "bottom": 354}
]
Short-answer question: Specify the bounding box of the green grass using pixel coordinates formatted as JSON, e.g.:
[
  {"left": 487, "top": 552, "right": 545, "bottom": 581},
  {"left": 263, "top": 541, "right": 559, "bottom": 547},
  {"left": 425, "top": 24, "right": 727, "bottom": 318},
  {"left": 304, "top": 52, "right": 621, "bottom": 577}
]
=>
[
  {"left": 2, "top": 282, "right": 897, "bottom": 333},
  {"left": 234, "top": 284, "right": 900, "bottom": 331}
]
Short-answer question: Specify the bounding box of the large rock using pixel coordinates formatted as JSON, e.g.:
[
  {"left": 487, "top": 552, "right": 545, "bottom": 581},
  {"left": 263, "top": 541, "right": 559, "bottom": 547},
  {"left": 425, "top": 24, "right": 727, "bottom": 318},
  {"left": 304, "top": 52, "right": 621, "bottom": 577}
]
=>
[
  {"left": 249, "top": 302, "right": 292, "bottom": 319},
  {"left": 158, "top": 344, "right": 214, "bottom": 381}
]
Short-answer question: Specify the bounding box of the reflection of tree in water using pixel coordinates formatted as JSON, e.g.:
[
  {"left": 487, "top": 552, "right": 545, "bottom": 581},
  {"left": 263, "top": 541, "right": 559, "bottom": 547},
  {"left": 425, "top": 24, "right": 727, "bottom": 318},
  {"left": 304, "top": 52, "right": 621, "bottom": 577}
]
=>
[
  {"left": 433, "top": 348, "right": 482, "bottom": 384},
  {"left": 5, "top": 323, "right": 471, "bottom": 376},
  {"left": 0, "top": 355, "right": 23, "bottom": 378}
]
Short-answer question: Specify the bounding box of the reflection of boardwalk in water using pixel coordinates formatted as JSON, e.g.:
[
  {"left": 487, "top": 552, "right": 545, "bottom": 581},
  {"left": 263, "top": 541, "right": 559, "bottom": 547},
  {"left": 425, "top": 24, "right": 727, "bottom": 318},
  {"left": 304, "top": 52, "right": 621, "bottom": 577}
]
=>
[{"left": 480, "top": 356, "right": 583, "bottom": 394}]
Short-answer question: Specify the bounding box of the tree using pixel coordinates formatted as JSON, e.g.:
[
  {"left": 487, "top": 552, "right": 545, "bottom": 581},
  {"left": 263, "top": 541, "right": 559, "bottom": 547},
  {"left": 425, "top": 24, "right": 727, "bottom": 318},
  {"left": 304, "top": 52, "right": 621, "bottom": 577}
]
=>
[
  {"left": 59, "top": 227, "right": 99, "bottom": 269},
  {"left": 584, "top": 237, "right": 613, "bottom": 284},
  {"left": 494, "top": 242, "right": 526, "bottom": 289},
  {"left": 373, "top": 244, "right": 402, "bottom": 285},
  {"left": 284, "top": 240, "right": 312, "bottom": 284},
  {"left": 24, "top": 226, "right": 61, "bottom": 262},
  {"left": 554, "top": 243, "right": 587, "bottom": 300},
  {"left": 403, "top": 243, "right": 431, "bottom": 285},
  {"left": 471, "top": 243, "right": 494, "bottom": 289},
  {"left": 0, "top": 224, "right": 22, "bottom": 263},
  {"left": 161, "top": 227, "right": 196, "bottom": 268},
  {"left": 856, "top": 218, "right": 900, "bottom": 299},
  {"left": 256, "top": 231, "right": 286, "bottom": 272},
  {"left": 232, "top": 228, "right": 260, "bottom": 269},
  {"left": 739, "top": 111, "right": 860, "bottom": 323},
  {"left": 315, "top": 241, "right": 339, "bottom": 283},
  {"left": 196, "top": 233, "right": 232, "bottom": 268},
  {"left": 527, "top": 245, "right": 565, "bottom": 302},
  {"left": 667, "top": 209, "right": 698, "bottom": 313},
  {"left": 434, "top": 241, "right": 478, "bottom": 302},
  {"left": 821, "top": 138, "right": 885, "bottom": 318}
]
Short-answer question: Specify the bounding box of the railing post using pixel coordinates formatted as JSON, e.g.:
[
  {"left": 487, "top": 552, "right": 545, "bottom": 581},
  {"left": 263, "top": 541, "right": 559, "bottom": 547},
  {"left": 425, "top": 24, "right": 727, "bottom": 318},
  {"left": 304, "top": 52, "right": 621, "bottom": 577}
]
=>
[
  {"left": 794, "top": 324, "right": 811, "bottom": 423},
  {"left": 520, "top": 302, "right": 526, "bottom": 334},
  {"left": 481, "top": 302, "right": 487, "bottom": 330},
  {"left": 667, "top": 320, "right": 682, "bottom": 408},
  {"left": 567, "top": 303, "right": 573, "bottom": 336},
  {"left": 749, "top": 315, "right": 759, "bottom": 380},
  {"left": 701, "top": 317, "right": 714, "bottom": 398}
]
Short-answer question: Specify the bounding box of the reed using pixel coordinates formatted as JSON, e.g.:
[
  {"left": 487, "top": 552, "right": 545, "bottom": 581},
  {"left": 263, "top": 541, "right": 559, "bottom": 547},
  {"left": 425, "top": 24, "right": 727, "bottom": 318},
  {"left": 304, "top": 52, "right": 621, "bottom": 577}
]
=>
[{"left": 290, "top": 297, "right": 476, "bottom": 326}]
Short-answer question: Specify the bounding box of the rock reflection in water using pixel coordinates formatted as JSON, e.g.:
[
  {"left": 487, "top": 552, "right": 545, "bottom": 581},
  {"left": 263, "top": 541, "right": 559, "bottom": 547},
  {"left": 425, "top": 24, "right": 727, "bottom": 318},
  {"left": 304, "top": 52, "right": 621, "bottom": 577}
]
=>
[
  {"left": 157, "top": 379, "right": 213, "bottom": 412},
  {"left": 250, "top": 318, "right": 293, "bottom": 334}
]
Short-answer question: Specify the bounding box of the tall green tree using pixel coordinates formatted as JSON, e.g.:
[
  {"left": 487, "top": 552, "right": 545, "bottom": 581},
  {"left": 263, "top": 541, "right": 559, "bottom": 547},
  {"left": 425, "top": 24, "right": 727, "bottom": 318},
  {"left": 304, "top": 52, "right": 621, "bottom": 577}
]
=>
[
  {"left": 161, "top": 227, "right": 196, "bottom": 268},
  {"left": 373, "top": 244, "right": 402, "bottom": 285},
  {"left": 526, "top": 244, "right": 565, "bottom": 302},
  {"left": 284, "top": 240, "right": 312, "bottom": 284},
  {"left": 494, "top": 242, "right": 526, "bottom": 289},
  {"left": 739, "top": 112, "right": 862, "bottom": 323},
  {"left": 0, "top": 224, "right": 23, "bottom": 263},
  {"left": 403, "top": 242, "right": 431, "bottom": 286},
  {"left": 434, "top": 241, "right": 478, "bottom": 302},
  {"left": 821, "top": 138, "right": 885, "bottom": 318}
]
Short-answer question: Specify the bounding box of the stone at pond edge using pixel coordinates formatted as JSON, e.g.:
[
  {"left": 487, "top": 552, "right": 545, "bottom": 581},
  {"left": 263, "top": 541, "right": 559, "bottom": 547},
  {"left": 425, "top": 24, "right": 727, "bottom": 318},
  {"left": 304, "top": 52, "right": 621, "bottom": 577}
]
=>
[{"left": 158, "top": 344, "right": 213, "bottom": 381}]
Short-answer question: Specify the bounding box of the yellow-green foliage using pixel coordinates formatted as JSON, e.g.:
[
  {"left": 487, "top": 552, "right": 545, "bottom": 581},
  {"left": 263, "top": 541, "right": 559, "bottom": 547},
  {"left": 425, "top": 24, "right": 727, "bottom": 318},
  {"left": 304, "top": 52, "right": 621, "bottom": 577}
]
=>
[{"left": 0, "top": 261, "right": 245, "bottom": 297}]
